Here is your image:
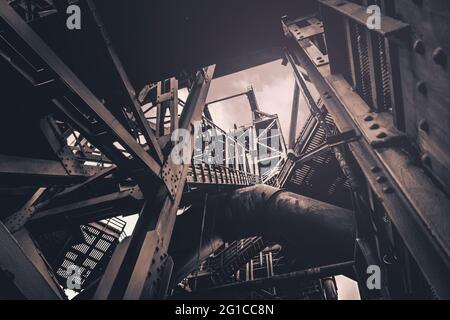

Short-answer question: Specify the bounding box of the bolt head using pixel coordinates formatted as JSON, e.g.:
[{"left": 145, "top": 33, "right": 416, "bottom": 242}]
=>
[
  {"left": 382, "top": 186, "right": 394, "bottom": 194},
  {"left": 419, "top": 119, "right": 429, "bottom": 132},
  {"left": 433, "top": 47, "right": 447, "bottom": 66},
  {"left": 376, "top": 176, "right": 387, "bottom": 183},
  {"left": 416, "top": 81, "right": 427, "bottom": 95},
  {"left": 421, "top": 154, "right": 432, "bottom": 166},
  {"left": 370, "top": 166, "right": 380, "bottom": 173},
  {"left": 413, "top": 40, "right": 425, "bottom": 55}
]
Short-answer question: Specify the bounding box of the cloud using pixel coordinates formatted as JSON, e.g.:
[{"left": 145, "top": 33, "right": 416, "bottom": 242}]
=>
[{"left": 204, "top": 60, "right": 310, "bottom": 147}]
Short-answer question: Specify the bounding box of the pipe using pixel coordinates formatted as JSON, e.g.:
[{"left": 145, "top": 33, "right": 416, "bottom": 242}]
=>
[
  {"left": 170, "top": 185, "right": 356, "bottom": 285},
  {"left": 202, "top": 261, "right": 355, "bottom": 293}
]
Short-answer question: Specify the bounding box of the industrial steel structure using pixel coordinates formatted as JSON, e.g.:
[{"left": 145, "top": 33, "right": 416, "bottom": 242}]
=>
[{"left": 0, "top": 0, "right": 449, "bottom": 300}]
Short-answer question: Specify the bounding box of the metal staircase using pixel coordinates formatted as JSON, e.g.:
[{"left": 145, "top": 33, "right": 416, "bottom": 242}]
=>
[
  {"left": 53, "top": 218, "right": 126, "bottom": 292},
  {"left": 207, "top": 237, "right": 266, "bottom": 285},
  {"left": 277, "top": 99, "right": 353, "bottom": 210},
  {"left": 187, "top": 163, "right": 260, "bottom": 187}
]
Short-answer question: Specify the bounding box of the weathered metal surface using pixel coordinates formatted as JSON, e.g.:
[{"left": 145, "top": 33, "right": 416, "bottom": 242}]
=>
[
  {"left": 171, "top": 185, "right": 356, "bottom": 284},
  {"left": 317, "top": 0, "right": 409, "bottom": 38},
  {"left": 284, "top": 8, "right": 450, "bottom": 298},
  {"left": 0, "top": 222, "right": 64, "bottom": 299},
  {"left": 0, "top": 0, "right": 449, "bottom": 301}
]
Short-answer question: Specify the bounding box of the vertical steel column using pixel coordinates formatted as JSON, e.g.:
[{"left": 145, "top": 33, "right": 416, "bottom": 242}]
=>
[
  {"left": 288, "top": 81, "right": 300, "bottom": 150},
  {"left": 94, "top": 66, "right": 215, "bottom": 300}
]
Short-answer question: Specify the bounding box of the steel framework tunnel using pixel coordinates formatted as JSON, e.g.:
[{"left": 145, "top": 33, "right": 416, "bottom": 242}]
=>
[{"left": 1, "top": 0, "right": 450, "bottom": 301}]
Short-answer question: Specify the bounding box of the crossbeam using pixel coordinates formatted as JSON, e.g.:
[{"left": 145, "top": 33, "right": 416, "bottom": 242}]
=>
[
  {"left": 0, "top": 1, "right": 162, "bottom": 185},
  {"left": 0, "top": 221, "right": 64, "bottom": 299}
]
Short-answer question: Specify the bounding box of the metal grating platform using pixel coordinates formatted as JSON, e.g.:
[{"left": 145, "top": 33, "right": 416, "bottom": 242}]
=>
[{"left": 54, "top": 218, "right": 126, "bottom": 291}]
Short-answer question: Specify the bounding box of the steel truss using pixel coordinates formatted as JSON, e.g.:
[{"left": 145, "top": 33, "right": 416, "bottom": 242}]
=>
[
  {"left": 1, "top": 0, "right": 448, "bottom": 301},
  {"left": 281, "top": 0, "right": 450, "bottom": 299},
  {"left": 0, "top": 0, "right": 269, "bottom": 300},
  {"left": 0, "top": 1, "right": 217, "bottom": 299}
]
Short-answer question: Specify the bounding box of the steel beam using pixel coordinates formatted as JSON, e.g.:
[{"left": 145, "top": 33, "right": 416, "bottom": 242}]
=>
[
  {"left": 51, "top": 166, "right": 118, "bottom": 200},
  {"left": 94, "top": 66, "right": 215, "bottom": 300},
  {"left": 4, "top": 187, "right": 46, "bottom": 233},
  {"left": 294, "top": 132, "right": 358, "bottom": 166},
  {"left": 317, "top": 0, "right": 409, "bottom": 38},
  {"left": 284, "top": 16, "right": 450, "bottom": 298},
  {"left": 0, "top": 154, "right": 87, "bottom": 186},
  {"left": 288, "top": 81, "right": 300, "bottom": 149},
  {"left": 0, "top": 221, "right": 64, "bottom": 299},
  {"left": 86, "top": 0, "right": 164, "bottom": 164},
  {"left": 0, "top": 2, "right": 162, "bottom": 184},
  {"left": 30, "top": 187, "right": 144, "bottom": 231},
  {"left": 6, "top": 166, "right": 119, "bottom": 233}
]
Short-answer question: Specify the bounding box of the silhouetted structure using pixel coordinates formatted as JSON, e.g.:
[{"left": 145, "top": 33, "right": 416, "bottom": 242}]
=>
[{"left": 0, "top": 0, "right": 449, "bottom": 300}]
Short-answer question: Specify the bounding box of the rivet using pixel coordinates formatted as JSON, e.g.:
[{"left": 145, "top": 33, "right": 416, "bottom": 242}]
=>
[
  {"left": 421, "top": 154, "right": 431, "bottom": 166},
  {"left": 382, "top": 186, "right": 394, "bottom": 194},
  {"left": 413, "top": 39, "right": 425, "bottom": 55},
  {"left": 419, "top": 119, "right": 429, "bottom": 133},
  {"left": 370, "top": 166, "right": 380, "bottom": 173},
  {"left": 433, "top": 47, "right": 447, "bottom": 66},
  {"left": 416, "top": 81, "right": 427, "bottom": 95},
  {"left": 376, "top": 176, "right": 387, "bottom": 183},
  {"left": 370, "top": 123, "right": 380, "bottom": 130},
  {"left": 364, "top": 115, "right": 374, "bottom": 122},
  {"left": 376, "top": 132, "right": 388, "bottom": 139}
]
